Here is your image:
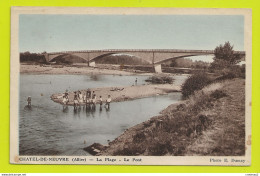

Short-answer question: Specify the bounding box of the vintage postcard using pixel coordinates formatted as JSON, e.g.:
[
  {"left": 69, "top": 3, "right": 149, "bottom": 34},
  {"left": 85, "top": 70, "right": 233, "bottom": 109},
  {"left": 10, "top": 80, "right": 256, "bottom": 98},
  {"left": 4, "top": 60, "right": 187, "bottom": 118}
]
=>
[{"left": 10, "top": 7, "right": 252, "bottom": 165}]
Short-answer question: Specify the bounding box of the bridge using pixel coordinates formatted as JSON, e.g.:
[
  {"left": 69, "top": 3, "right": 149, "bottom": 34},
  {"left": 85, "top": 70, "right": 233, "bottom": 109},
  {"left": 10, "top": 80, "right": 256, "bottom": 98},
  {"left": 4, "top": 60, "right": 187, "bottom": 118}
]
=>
[{"left": 44, "top": 49, "right": 245, "bottom": 73}]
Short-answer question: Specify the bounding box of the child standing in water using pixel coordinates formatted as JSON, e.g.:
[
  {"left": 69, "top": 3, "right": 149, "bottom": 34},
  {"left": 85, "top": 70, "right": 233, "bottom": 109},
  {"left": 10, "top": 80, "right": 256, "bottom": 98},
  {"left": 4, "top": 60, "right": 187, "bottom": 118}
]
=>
[
  {"left": 73, "top": 92, "right": 79, "bottom": 110},
  {"left": 86, "top": 97, "right": 90, "bottom": 109},
  {"left": 62, "top": 96, "right": 67, "bottom": 105},
  {"left": 99, "top": 96, "right": 103, "bottom": 106},
  {"left": 105, "top": 95, "right": 111, "bottom": 109},
  {"left": 86, "top": 88, "right": 91, "bottom": 98},
  {"left": 99, "top": 96, "right": 103, "bottom": 110},
  {"left": 78, "top": 91, "right": 83, "bottom": 106},
  {"left": 92, "top": 94, "right": 96, "bottom": 109},
  {"left": 83, "top": 92, "right": 86, "bottom": 103},
  {"left": 27, "top": 96, "right": 31, "bottom": 107}
]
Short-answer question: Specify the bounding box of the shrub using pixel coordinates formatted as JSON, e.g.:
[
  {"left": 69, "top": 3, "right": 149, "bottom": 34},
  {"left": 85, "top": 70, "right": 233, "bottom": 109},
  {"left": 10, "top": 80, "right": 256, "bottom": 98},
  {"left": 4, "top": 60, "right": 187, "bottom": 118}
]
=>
[
  {"left": 210, "top": 90, "right": 227, "bottom": 99},
  {"left": 181, "top": 72, "right": 212, "bottom": 99},
  {"left": 133, "top": 132, "right": 146, "bottom": 143},
  {"left": 148, "top": 141, "right": 171, "bottom": 155},
  {"left": 210, "top": 59, "right": 231, "bottom": 70},
  {"left": 214, "top": 65, "right": 245, "bottom": 81},
  {"left": 145, "top": 75, "right": 174, "bottom": 84},
  {"left": 215, "top": 72, "right": 236, "bottom": 81},
  {"left": 113, "top": 145, "right": 145, "bottom": 156}
]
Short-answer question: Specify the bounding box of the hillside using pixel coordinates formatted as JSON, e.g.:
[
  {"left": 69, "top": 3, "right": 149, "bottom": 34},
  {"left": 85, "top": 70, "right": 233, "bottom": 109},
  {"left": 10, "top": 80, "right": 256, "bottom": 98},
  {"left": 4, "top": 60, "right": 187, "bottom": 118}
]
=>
[{"left": 88, "top": 78, "right": 245, "bottom": 156}]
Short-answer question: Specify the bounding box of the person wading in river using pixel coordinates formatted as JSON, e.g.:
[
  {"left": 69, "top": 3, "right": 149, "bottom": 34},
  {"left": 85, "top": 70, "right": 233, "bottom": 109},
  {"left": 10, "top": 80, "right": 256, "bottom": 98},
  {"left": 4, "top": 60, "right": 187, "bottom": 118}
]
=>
[
  {"left": 73, "top": 91, "right": 79, "bottom": 110},
  {"left": 78, "top": 91, "right": 83, "bottom": 107},
  {"left": 86, "top": 96, "right": 90, "bottom": 109},
  {"left": 27, "top": 96, "right": 31, "bottom": 108},
  {"left": 92, "top": 94, "right": 96, "bottom": 109},
  {"left": 99, "top": 96, "right": 103, "bottom": 110},
  {"left": 86, "top": 88, "right": 91, "bottom": 98},
  {"left": 105, "top": 95, "right": 111, "bottom": 109}
]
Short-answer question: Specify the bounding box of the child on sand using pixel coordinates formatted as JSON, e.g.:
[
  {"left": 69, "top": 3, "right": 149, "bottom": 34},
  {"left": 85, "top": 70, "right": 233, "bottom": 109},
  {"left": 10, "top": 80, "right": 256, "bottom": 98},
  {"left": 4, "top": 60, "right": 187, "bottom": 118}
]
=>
[{"left": 62, "top": 96, "right": 68, "bottom": 105}]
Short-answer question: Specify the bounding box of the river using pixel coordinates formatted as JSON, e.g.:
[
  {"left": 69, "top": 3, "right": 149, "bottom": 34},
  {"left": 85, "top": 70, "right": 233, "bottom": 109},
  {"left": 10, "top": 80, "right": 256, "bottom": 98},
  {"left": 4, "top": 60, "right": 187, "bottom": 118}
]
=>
[{"left": 19, "top": 74, "right": 187, "bottom": 155}]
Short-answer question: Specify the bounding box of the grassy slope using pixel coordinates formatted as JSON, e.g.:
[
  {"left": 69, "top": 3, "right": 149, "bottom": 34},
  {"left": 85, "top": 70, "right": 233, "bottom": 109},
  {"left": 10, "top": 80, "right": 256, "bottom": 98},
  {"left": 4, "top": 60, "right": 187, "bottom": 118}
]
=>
[
  {"left": 185, "top": 78, "right": 245, "bottom": 156},
  {"left": 98, "top": 78, "right": 245, "bottom": 156}
]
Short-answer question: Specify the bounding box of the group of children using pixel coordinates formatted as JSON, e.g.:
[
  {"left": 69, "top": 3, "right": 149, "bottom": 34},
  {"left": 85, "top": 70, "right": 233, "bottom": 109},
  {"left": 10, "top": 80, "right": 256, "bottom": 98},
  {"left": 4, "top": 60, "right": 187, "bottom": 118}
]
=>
[{"left": 62, "top": 89, "right": 112, "bottom": 110}]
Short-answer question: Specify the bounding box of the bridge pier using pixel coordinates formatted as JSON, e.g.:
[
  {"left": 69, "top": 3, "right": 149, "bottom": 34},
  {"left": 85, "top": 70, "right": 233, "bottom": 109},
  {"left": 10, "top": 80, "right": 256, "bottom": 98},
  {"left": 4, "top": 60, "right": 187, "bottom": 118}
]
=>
[
  {"left": 154, "top": 64, "right": 162, "bottom": 73},
  {"left": 89, "top": 61, "right": 96, "bottom": 67},
  {"left": 44, "top": 54, "right": 49, "bottom": 62}
]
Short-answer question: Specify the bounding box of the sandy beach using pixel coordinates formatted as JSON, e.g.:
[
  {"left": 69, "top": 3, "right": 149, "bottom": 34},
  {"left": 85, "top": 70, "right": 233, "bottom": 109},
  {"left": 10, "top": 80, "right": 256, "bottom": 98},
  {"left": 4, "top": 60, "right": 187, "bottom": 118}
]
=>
[
  {"left": 20, "top": 64, "right": 154, "bottom": 76},
  {"left": 51, "top": 84, "right": 181, "bottom": 106}
]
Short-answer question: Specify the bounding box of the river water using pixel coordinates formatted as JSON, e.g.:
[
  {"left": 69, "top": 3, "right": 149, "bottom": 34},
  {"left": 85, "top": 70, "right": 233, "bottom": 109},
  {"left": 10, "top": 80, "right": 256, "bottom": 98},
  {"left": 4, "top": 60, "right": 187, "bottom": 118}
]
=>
[{"left": 19, "top": 74, "right": 186, "bottom": 155}]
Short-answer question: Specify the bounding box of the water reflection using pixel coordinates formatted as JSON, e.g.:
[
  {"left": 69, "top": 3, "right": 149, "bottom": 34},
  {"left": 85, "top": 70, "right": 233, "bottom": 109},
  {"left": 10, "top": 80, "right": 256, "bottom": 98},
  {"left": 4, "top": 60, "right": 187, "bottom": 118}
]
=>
[
  {"left": 90, "top": 74, "right": 101, "bottom": 81},
  {"left": 67, "top": 103, "right": 112, "bottom": 119},
  {"left": 24, "top": 105, "right": 33, "bottom": 111},
  {"left": 62, "top": 105, "right": 69, "bottom": 113},
  {"left": 68, "top": 101, "right": 113, "bottom": 119}
]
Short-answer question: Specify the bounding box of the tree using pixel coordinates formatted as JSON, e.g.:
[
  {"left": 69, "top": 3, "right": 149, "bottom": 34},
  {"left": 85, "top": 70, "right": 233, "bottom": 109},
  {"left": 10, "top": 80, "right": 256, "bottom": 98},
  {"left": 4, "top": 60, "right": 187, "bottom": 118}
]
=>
[
  {"left": 212, "top": 42, "right": 241, "bottom": 69},
  {"left": 170, "top": 59, "right": 178, "bottom": 67}
]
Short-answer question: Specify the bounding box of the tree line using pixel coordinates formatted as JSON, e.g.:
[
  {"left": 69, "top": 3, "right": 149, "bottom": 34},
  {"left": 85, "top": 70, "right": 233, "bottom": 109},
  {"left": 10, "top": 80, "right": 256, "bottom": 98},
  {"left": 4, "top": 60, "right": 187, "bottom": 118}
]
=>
[{"left": 20, "top": 51, "right": 47, "bottom": 63}]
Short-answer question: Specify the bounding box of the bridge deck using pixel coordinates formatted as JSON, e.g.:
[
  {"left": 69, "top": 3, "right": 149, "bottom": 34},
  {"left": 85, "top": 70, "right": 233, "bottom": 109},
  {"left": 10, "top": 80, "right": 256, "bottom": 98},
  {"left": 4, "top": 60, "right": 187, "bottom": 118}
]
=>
[{"left": 47, "top": 49, "right": 243, "bottom": 55}]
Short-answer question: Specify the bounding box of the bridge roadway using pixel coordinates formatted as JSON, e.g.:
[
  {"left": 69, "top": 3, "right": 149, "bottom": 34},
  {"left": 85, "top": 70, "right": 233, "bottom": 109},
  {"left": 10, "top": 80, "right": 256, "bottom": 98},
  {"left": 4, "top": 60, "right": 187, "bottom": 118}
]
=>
[{"left": 44, "top": 49, "right": 245, "bottom": 73}]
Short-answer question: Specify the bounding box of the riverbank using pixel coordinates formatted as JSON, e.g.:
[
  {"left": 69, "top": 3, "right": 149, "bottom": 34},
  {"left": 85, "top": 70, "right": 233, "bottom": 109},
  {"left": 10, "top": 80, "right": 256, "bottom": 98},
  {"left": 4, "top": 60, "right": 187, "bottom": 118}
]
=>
[
  {"left": 20, "top": 63, "right": 153, "bottom": 76},
  {"left": 86, "top": 78, "right": 245, "bottom": 156},
  {"left": 51, "top": 84, "right": 181, "bottom": 106}
]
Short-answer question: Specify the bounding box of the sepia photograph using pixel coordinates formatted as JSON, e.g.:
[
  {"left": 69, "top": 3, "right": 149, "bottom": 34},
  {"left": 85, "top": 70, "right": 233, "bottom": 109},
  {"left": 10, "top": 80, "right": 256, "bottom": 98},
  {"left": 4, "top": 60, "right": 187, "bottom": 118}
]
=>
[{"left": 10, "top": 7, "right": 252, "bottom": 165}]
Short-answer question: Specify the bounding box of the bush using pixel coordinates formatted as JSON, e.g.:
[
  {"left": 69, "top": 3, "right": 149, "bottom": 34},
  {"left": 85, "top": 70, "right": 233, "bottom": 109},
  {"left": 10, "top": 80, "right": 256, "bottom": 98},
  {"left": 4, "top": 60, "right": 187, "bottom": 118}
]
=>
[
  {"left": 148, "top": 141, "right": 172, "bottom": 155},
  {"left": 215, "top": 72, "right": 236, "bottom": 81},
  {"left": 181, "top": 72, "right": 212, "bottom": 99},
  {"left": 133, "top": 132, "right": 146, "bottom": 143},
  {"left": 210, "top": 90, "right": 227, "bottom": 99},
  {"left": 145, "top": 75, "right": 174, "bottom": 84},
  {"left": 214, "top": 65, "right": 245, "bottom": 81},
  {"left": 113, "top": 145, "right": 145, "bottom": 156},
  {"left": 210, "top": 59, "right": 231, "bottom": 70}
]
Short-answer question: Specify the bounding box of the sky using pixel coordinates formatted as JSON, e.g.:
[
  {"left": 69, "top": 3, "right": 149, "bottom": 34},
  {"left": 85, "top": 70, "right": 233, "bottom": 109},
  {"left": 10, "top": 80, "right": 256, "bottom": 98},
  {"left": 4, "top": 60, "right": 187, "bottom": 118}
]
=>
[{"left": 19, "top": 14, "right": 244, "bottom": 54}]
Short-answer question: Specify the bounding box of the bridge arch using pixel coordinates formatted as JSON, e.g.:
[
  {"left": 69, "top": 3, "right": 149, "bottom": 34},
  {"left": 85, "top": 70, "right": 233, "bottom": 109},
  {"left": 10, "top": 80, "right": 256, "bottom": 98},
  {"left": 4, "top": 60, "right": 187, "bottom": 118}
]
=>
[
  {"left": 49, "top": 53, "right": 88, "bottom": 63},
  {"left": 91, "top": 53, "right": 117, "bottom": 61},
  {"left": 155, "top": 54, "right": 214, "bottom": 64}
]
